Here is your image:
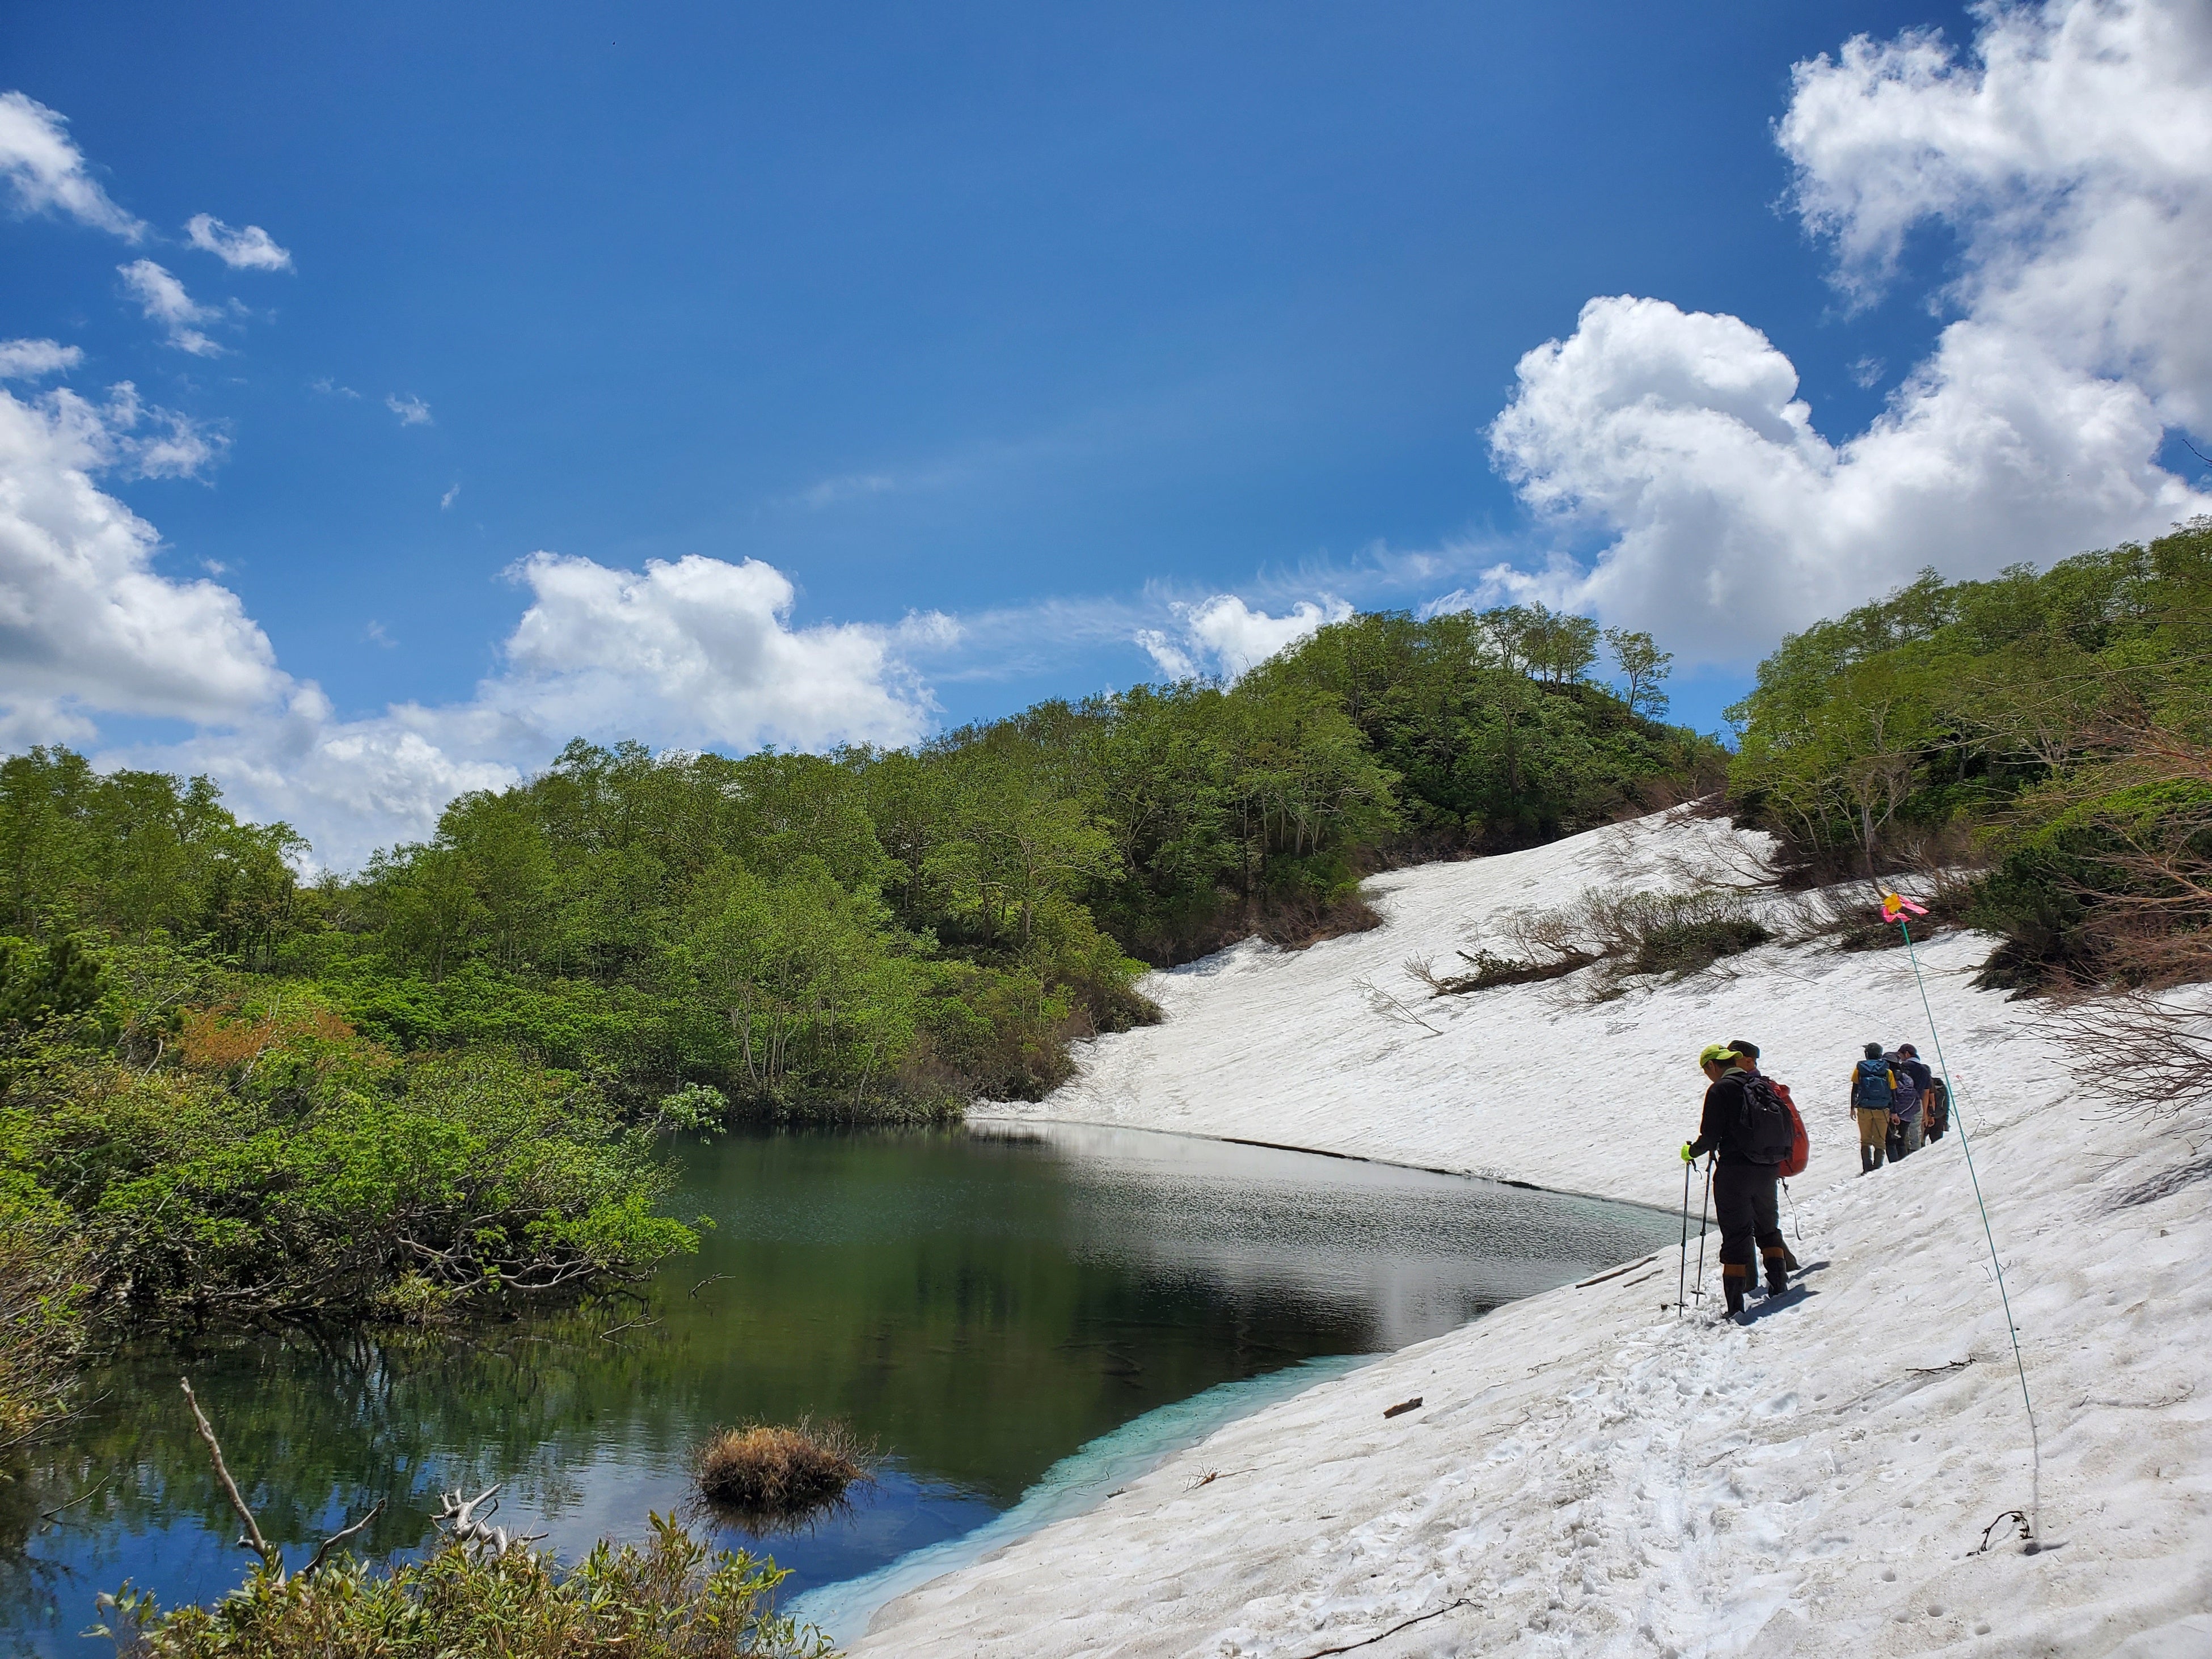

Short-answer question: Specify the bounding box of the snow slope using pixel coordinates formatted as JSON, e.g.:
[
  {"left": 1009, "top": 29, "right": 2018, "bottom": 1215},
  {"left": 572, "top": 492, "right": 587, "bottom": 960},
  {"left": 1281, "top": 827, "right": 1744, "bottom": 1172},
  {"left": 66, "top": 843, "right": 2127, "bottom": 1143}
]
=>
[{"left": 848, "top": 809, "right": 2212, "bottom": 1658}]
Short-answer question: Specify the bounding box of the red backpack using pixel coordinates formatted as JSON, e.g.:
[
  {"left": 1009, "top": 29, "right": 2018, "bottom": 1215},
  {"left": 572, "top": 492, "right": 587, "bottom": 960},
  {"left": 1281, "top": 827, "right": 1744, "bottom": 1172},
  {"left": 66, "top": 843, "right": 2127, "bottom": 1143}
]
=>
[{"left": 1771, "top": 1079, "right": 1810, "bottom": 1179}]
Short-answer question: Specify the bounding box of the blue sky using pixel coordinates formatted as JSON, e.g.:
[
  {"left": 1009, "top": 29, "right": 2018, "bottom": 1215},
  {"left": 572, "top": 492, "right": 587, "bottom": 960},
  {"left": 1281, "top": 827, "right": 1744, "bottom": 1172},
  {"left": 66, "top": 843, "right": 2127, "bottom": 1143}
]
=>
[{"left": 3, "top": 1, "right": 2209, "bottom": 862}]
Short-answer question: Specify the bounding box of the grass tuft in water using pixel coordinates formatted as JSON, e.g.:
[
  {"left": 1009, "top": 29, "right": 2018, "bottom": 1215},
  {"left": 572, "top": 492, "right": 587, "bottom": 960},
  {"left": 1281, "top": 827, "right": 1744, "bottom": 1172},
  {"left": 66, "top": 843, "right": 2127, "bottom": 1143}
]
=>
[{"left": 694, "top": 1419, "right": 872, "bottom": 1531}]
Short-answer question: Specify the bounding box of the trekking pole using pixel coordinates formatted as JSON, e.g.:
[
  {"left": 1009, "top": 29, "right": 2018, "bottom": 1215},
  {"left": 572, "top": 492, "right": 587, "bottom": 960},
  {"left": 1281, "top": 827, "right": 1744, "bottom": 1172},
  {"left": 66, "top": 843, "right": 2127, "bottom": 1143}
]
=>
[
  {"left": 1892, "top": 905, "right": 2042, "bottom": 1541},
  {"left": 1691, "top": 1155, "right": 1714, "bottom": 1306},
  {"left": 1677, "top": 1155, "right": 1694, "bottom": 1318}
]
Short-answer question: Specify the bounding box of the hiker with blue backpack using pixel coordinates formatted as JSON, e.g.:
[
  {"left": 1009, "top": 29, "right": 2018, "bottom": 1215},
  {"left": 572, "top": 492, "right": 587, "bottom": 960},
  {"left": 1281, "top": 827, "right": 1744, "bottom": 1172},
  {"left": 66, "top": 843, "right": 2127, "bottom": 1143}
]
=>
[
  {"left": 1851, "top": 1042, "right": 1897, "bottom": 1174},
  {"left": 1890, "top": 1044, "right": 1935, "bottom": 1158},
  {"left": 1680, "top": 1041, "right": 1796, "bottom": 1319}
]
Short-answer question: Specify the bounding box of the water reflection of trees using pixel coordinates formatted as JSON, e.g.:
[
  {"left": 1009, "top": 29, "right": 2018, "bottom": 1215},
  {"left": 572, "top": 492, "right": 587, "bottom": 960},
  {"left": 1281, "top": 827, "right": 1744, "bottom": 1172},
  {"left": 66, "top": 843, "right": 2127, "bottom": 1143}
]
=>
[
  {"left": 12, "top": 1236, "right": 1378, "bottom": 1572},
  {"left": 1, "top": 1129, "right": 1677, "bottom": 1643}
]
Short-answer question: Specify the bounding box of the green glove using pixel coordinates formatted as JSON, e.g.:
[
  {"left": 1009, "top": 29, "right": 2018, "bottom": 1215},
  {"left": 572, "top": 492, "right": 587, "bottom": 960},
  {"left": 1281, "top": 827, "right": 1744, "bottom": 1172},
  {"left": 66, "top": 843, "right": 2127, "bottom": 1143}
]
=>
[{"left": 1680, "top": 1141, "right": 1695, "bottom": 1164}]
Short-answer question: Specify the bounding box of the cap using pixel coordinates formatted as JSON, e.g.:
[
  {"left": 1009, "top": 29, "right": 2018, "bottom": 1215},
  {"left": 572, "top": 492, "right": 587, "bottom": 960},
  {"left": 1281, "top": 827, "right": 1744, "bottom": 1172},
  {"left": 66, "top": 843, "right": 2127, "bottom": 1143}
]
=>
[
  {"left": 1898, "top": 1043, "right": 1917, "bottom": 1057},
  {"left": 1698, "top": 1042, "right": 1739, "bottom": 1069},
  {"left": 1726, "top": 1039, "right": 1760, "bottom": 1060},
  {"left": 1865, "top": 1042, "right": 1884, "bottom": 1059}
]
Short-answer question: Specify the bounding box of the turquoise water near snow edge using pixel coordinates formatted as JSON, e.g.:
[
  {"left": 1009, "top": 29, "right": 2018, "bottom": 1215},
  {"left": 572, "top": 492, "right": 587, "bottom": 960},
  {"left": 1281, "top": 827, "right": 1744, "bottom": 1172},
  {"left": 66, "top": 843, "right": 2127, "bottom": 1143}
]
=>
[{"left": 791, "top": 1352, "right": 1377, "bottom": 1647}]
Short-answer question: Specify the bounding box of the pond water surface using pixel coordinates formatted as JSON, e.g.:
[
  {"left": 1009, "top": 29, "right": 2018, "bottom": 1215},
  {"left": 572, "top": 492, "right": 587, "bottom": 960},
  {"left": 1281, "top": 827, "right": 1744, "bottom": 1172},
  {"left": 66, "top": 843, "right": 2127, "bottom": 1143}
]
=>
[{"left": 1, "top": 1122, "right": 1679, "bottom": 1653}]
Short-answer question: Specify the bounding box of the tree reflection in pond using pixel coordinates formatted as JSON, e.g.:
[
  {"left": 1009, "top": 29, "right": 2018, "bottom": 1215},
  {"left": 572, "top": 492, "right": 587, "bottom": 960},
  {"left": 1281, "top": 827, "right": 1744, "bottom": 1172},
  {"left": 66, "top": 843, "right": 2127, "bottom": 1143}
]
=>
[{"left": 2, "top": 1123, "right": 1678, "bottom": 1652}]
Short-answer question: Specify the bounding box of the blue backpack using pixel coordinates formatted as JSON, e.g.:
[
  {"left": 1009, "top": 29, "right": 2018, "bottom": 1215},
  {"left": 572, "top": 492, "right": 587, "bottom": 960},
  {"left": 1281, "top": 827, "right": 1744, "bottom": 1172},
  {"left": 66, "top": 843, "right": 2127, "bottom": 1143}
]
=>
[{"left": 1854, "top": 1057, "right": 1894, "bottom": 1109}]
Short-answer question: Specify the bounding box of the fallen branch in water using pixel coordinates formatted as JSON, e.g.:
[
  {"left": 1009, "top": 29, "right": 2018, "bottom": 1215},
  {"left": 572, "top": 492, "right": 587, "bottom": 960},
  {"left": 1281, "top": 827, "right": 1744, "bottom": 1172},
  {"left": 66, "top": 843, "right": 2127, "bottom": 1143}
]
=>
[{"left": 179, "top": 1377, "right": 382, "bottom": 1580}]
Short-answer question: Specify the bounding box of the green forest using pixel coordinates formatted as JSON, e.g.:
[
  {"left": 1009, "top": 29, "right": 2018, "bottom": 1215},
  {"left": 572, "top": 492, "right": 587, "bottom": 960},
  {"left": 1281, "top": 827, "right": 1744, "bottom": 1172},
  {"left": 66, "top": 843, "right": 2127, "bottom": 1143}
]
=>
[
  {"left": 1728, "top": 516, "right": 2212, "bottom": 991},
  {"left": 0, "top": 604, "right": 1711, "bottom": 1451},
  {"left": 5, "top": 518, "right": 2209, "bottom": 1465}
]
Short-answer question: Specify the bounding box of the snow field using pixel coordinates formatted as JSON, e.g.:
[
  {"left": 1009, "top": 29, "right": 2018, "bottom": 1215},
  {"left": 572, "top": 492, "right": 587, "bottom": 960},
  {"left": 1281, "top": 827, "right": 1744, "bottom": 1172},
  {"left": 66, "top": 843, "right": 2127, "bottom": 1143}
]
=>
[{"left": 847, "top": 810, "right": 2212, "bottom": 1657}]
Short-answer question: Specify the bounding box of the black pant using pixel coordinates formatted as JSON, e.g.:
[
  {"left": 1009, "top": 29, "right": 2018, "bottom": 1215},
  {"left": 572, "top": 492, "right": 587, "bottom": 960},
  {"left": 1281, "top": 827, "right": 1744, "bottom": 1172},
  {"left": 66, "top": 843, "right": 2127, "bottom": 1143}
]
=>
[{"left": 1713, "top": 1162, "right": 1784, "bottom": 1269}]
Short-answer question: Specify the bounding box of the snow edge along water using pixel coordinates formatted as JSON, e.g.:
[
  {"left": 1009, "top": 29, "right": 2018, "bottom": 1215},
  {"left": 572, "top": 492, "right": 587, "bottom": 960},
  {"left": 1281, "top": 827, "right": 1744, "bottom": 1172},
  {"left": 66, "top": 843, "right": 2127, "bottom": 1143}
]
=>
[{"left": 843, "top": 808, "right": 2212, "bottom": 1658}]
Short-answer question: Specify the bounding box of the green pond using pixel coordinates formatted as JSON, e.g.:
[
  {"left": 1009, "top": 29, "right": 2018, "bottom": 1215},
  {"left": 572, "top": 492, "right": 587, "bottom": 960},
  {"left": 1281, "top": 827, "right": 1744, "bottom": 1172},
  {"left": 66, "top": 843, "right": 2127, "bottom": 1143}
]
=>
[{"left": 0, "top": 1121, "right": 1680, "bottom": 1652}]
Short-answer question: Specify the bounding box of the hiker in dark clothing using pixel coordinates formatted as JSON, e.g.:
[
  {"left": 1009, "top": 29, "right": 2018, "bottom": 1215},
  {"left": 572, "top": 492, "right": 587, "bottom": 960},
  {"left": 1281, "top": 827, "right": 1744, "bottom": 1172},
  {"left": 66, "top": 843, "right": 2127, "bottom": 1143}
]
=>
[
  {"left": 1850, "top": 1042, "right": 1896, "bottom": 1175},
  {"left": 1725, "top": 1039, "right": 1801, "bottom": 1274},
  {"left": 1890, "top": 1044, "right": 1933, "bottom": 1158},
  {"left": 1893, "top": 1044, "right": 1928, "bottom": 1150},
  {"left": 1883, "top": 1048, "right": 1923, "bottom": 1160},
  {"left": 1681, "top": 1042, "right": 1789, "bottom": 1318},
  {"left": 1918, "top": 1050, "right": 1952, "bottom": 1141}
]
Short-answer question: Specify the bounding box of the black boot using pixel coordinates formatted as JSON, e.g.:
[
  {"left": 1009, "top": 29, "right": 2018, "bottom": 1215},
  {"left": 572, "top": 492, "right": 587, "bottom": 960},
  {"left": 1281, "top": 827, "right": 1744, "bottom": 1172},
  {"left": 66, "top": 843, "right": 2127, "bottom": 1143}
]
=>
[
  {"left": 1723, "top": 1266, "right": 1749, "bottom": 1318},
  {"left": 1763, "top": 1248, "right": 1789, "bottom": 1297}
]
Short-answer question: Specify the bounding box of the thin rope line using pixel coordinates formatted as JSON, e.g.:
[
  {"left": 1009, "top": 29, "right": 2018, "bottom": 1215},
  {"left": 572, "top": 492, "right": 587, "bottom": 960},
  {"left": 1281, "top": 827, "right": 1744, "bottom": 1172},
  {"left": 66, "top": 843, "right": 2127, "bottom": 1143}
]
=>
[{"left": 1900, "top": 919, "right": 2042, "bottom": 1538}]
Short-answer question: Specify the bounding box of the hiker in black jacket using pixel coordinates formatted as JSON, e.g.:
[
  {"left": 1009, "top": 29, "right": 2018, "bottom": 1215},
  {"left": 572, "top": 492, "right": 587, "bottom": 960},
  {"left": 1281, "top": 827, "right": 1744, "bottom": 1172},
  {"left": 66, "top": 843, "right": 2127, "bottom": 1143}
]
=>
[
  {"left": 1724, "top": 1040, "right": 1800, "bottom": 1275},
  {"left": 1681, "top": 1041, "right": 1789, "bottom": 1319}
]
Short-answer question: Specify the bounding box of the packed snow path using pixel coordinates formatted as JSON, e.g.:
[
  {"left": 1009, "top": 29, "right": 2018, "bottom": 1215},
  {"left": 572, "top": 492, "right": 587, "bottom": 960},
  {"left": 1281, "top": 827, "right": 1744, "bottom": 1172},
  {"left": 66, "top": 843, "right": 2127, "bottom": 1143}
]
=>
[{"left": 850, "top": 811, "right": 2212, "bottom": 1658}]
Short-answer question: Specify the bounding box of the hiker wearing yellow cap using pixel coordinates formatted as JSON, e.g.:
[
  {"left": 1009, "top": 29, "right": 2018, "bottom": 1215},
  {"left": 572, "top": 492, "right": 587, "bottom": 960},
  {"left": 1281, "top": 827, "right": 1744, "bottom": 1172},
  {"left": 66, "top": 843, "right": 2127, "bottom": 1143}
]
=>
[{"left": 1681, "top": 1041, "right": 1793, "bottom": 1319}]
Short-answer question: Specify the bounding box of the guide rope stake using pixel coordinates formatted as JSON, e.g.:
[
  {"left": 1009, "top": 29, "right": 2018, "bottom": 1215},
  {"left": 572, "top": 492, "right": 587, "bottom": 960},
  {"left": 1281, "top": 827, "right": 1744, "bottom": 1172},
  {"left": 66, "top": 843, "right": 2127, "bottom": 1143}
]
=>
[{"left": 1885, "top": 889, "right": 2042, "bottom": 1543}]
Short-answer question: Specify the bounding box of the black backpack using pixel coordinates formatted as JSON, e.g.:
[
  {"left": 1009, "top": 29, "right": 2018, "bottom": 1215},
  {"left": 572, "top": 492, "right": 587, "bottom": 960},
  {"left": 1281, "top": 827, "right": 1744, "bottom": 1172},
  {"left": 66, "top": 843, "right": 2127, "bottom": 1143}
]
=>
[{"left": 1737, "top": 1075, "right": 1796, "bottom": 1166}]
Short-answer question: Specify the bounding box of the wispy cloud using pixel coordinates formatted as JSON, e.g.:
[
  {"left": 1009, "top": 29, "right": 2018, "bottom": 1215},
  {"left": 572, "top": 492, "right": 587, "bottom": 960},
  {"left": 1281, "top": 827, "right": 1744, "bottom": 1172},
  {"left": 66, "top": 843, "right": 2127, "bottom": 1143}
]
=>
[
  {"left": 118, "top": 259, "right": 221, "bottom": 355},
  {"left": 440, "top": 483, "right": 459, "bottom": 509},
  {"left": 0, "top": 337, "right": 82, "bottom": 380},
  {"left": 364, "top": 620, "right": 395, "bottom": 648},
  {"left": 386, "top": 394, "right": 432, "bottom": 427},
  {"left": 310, "top": 377, "right": 361, "bottom": 400},
  {"left": 794, "top": 471, "right": 897, "bottom": 509},
  {"left": 0, "top": 91, "right": 145, "bottom": 241},
  {"left": 185, "top": 213, "right": 292, "bottom": 272}
]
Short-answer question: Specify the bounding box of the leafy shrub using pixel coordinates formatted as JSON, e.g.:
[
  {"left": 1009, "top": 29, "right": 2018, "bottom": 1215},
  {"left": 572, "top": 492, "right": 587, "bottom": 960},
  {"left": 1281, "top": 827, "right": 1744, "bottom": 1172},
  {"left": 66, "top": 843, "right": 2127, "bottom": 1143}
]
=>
[
  {"left": 97, "top": 1513, "right": 829, "bottom": 1658},
  {"left": 1727, "top": 521, "right": 2212, "bottom": 989},
  {"left": 18, "top": 1035, "right": 696, "bottom": 1323},
  {"left": 0, "top": 1180, "right": 86, "bottom": 1453},
  {"left": 1616, "top": 892, "right": 1772, "bottom": 978}
]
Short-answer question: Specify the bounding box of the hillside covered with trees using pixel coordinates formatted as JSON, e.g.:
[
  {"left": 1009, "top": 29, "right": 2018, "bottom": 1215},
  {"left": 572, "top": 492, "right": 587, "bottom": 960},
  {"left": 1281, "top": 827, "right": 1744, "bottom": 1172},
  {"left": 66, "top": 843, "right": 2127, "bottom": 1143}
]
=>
[
  {"left": 1727, "top": 516, "right": 2211, "bottom": 994},
  {"left": 0, "top": 604, "right": 1711, "bottom": 1445}
]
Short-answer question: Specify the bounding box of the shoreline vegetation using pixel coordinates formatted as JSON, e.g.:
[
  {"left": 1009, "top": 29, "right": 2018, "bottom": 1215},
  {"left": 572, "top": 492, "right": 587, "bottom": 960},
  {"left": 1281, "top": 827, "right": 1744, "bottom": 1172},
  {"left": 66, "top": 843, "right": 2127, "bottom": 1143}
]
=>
[
  {"left": 0, "top": 602, "right": 1717, "bottom": 1396},
  {"left": 3, "top": 522, "right": 2206, "bottom": 1649}
]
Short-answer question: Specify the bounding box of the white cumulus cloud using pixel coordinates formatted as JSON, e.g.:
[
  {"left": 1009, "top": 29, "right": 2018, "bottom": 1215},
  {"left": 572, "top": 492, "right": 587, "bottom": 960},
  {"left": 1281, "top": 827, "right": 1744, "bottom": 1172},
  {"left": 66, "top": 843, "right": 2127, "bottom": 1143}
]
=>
[
  {"left": 132, "top": 691, "right": 530, "bottom": 870},
  {"left": 0, "top": 338, "right": 82, "bottom": 380},
  {"left": 0, "top": 91, "right": 144, "bottom": 241},
  {"left": 386, "top": 394, "right": 432, "bottom": 426},
  {"left": 0, "top": 413, "right": 953, "bottom": 863},
  {"left": 0, "top": 382, "right": 273, "bottom": 738},
  {"left": 1136, "top": 593, "right": 1352, "bottom": 681},
  {"left": 1480, "top": 0, "right": 2212, "bottom": 659},
  {"left": 94, "top": 551, "right": 954, "bottom": 869},
  {"left": 184, "top": 213, "right": 293, "bottom": 272},
  {"left": 119, "top": 259, "right": 223, "bottom": 356},
  {"left": 492, "top": 552, "right": 942, "bottom": 755}
]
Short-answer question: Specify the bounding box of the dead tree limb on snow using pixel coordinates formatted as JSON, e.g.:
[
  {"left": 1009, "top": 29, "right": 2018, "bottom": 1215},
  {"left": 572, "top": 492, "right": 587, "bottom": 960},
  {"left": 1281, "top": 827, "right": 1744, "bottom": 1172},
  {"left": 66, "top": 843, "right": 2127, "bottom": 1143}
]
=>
[{"left": 2052, "top": 989, "right": 2212, "bottom": 1117}]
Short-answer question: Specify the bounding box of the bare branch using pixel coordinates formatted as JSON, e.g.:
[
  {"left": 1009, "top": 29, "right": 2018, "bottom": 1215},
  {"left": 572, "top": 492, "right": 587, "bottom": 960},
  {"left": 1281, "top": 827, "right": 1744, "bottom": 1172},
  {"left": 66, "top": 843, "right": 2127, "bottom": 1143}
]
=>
[
  {"left": 179, "top": 1378, "right": 282, "bottom": 1575},
  {"left": 432, "top": 1484, "right": 547, "bottom": 1556},
  {"left": 1353, "top": 976, "right": 1441, "bottom": 1036},
  {"left": 2052, "top": 989, "right": 2212, "bottom": 1117},
  {"left": 299, "top": 1499, "right": 384, "bottom": 1578}
]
